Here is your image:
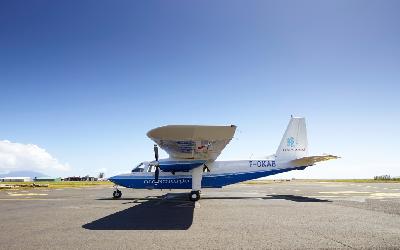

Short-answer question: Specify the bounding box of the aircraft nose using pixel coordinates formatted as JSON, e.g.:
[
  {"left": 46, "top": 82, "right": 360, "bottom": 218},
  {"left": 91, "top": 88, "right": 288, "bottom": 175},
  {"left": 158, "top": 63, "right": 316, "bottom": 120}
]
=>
[{"left": 108, "top": 175, "right": 119, "bottom": 184}]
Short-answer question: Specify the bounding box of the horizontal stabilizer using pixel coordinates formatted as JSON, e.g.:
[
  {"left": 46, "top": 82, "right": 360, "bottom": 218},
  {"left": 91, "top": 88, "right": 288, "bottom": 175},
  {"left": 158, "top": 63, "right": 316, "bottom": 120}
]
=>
[{"left": 290, "top": 155, "right": 340, "bottom": 167}]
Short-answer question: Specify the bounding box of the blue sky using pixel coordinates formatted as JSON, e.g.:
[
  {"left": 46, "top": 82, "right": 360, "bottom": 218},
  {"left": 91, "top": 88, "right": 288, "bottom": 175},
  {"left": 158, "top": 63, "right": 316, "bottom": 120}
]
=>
[{"left": 0, "top": 0, "right": 399, "bottom": 178}]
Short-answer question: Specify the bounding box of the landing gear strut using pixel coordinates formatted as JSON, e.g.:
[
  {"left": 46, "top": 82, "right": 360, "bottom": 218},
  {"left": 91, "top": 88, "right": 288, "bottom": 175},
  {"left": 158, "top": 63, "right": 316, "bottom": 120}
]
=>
[
  {"left": 113, "top": 187, "right": 122, "bottom": 199},
  {"left": 190, "top": 166, "right": 202, "bottom": 202},
  {"left": 189, "top": 190, "right": 200, "bottom": 202}
]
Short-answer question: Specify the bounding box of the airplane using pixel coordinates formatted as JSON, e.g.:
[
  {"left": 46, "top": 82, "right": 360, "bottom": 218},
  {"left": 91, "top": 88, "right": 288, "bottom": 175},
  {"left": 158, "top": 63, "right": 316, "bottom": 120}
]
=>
[{"left": 109, "top": 117, "right": 339, "bottom": 201}]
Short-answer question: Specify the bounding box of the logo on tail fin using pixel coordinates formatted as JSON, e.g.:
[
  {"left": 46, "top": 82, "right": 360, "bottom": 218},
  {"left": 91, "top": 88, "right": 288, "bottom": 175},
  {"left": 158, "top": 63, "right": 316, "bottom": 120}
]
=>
[
  {"left": 284, "top": 136, "right": 305, "bottom": 152},
  {"left": 287, "top": 137, "right": 296, "bottom": 148}
]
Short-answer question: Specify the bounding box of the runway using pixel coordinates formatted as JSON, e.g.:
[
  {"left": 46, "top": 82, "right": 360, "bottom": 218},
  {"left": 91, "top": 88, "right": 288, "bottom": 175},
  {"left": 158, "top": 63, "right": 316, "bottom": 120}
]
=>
[{"left": 1, "top": 181, "right": 400, "bottom": 249}]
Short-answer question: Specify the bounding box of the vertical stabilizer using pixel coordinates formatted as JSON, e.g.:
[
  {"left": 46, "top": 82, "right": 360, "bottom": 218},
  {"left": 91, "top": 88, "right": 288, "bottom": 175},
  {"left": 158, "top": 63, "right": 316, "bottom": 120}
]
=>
[{"left": 276, "top": 117, "right": 308, "bottom": 162}]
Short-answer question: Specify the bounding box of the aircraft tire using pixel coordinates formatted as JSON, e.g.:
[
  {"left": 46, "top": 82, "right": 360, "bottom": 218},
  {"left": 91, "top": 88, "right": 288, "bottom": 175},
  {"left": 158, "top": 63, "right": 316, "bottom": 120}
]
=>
[
  {"left": 113, "top": 190, "right": 122, "bottom": 199},
  {"left": 189, "top": 191, "right": 200, "bottom": 202}
]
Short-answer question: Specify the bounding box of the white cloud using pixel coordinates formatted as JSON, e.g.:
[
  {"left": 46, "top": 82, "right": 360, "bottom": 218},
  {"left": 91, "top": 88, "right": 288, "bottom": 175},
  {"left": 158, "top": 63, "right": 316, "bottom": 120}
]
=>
[{"left": 0, "top": 140, "right": 70, "bottom": 172}]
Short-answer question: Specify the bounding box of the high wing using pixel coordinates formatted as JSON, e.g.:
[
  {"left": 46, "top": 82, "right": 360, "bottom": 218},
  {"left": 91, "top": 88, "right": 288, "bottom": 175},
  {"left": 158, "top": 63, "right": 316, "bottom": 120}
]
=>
[
  {"left": 289, "top": 155, "right": 340, "bottom": 167},
  {"left": 147, "top": 125, "right": 237, "bottom": 161}
]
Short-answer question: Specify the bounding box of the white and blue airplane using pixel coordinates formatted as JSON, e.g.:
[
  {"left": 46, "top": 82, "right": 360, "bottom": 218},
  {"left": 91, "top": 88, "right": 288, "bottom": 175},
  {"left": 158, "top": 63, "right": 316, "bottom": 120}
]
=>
[{"left": 109, "top": 117, "right": 338, "bottom": 201}]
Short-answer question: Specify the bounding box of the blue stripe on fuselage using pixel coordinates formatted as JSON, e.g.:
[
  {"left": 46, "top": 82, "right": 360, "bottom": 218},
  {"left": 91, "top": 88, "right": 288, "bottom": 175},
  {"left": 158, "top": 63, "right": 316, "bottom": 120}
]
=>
[{"left": 109, "top": 167, "right": 306, "bottom": 189}]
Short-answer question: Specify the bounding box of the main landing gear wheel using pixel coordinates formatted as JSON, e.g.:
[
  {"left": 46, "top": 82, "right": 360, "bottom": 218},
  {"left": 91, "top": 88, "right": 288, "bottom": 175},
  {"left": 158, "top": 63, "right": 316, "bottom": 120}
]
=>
[
  {"left": 113, "top": 189, "right": 122, "bottom": 199},
  {"left": 189, "top": 191, "right": 200, "bottom": 202}
]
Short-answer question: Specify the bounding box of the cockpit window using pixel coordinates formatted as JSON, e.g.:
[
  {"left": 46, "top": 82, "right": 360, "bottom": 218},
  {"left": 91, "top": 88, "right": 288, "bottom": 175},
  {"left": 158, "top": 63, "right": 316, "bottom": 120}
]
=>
[{"left": 132, "top": 163, "right": 145, "bottom": 173}]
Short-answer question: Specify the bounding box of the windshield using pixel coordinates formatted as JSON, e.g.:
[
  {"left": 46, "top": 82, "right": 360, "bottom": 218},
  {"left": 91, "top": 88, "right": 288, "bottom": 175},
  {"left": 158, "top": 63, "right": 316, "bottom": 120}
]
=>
[{"left": 131, "top": 162, "right": 145, "bottom": 172}]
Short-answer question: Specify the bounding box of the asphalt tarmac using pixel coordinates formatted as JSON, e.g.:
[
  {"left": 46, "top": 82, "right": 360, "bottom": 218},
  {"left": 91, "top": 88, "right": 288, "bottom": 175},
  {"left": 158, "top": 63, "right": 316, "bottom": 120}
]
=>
[{"left": 1, "top": 181, "right": 400, "bottom": 249}]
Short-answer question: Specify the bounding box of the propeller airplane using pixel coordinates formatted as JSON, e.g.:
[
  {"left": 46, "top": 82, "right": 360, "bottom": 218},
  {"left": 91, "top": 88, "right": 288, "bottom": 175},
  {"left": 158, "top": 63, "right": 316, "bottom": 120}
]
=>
[{"left": 109, "top": 117, "right": 339, "bottom": 201}]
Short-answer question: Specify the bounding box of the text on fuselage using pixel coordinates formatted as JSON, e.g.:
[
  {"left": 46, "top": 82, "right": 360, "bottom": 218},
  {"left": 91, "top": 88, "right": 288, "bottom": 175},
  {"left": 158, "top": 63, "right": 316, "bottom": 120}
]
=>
[{"left": 249, "top": 160, "right": 276, "bottom": 168}]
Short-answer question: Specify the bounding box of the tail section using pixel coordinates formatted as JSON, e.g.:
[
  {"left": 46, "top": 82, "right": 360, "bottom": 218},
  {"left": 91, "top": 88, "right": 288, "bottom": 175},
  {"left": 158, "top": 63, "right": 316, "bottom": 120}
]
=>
[{"left": 276, "top": 117, "right": 308, "bottom": 162}]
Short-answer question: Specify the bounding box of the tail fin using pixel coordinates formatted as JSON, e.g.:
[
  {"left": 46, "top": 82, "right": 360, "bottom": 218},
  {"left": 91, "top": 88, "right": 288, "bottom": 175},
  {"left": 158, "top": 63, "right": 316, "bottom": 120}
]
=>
[{"left": 276, "top": 117, "right": 308, "bottom": 162}]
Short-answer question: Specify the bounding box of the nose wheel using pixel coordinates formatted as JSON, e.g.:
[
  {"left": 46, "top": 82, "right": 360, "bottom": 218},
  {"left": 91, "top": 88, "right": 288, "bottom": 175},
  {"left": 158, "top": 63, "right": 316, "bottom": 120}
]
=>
[
  {"left": 189, "top": 190, "right": 200, "bottom": 202},
  {"left": 113, "top": 188, "right": 122, "bottom": 199}
]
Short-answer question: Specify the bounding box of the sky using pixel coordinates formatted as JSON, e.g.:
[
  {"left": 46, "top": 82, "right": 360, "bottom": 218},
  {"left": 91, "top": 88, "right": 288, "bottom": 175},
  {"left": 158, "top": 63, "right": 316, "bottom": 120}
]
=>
[{"left": 0, "top": 0, "right": 399, "bottom": 179}]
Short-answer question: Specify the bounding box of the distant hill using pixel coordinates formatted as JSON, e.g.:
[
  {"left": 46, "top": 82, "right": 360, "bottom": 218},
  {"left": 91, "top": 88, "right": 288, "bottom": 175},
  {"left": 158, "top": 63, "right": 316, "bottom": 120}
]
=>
[{"left": 0, "top": 170, "right": 48, "bottom": 178}]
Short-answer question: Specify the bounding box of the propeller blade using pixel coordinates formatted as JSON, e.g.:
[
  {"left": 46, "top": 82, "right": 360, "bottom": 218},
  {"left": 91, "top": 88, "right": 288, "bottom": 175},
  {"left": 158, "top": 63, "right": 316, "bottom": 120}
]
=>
[
  {"left": 155, "top": 166, "right": 159, "bottom": 182},
  {"left": 154, "top": 144, "right": 159, "bottom": 161}
]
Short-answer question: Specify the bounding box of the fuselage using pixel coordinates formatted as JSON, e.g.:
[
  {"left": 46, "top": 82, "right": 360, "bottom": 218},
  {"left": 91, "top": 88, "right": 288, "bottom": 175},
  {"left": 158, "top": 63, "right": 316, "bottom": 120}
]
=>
[{"left": 109, "top": 159, "right": 307, "bottom": 189}]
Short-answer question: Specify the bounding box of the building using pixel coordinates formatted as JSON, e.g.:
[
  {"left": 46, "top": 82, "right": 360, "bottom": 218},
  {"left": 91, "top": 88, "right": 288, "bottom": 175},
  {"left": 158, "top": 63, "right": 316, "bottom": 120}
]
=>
[
  {"left": 374, "top": 175, "right": 391, "bottom": 180},
  {"left": 82, "top": 176, "right": 97, "bottom": 181},
  {"left": 0, "top": 177, "right": 32, "bottom": 182},
  {"left": 63, "top": 176, "right": 98, "bottom": 181},
  {"left": 34, "top": 177, "right": 61, "bottom": 182},
  {"left": 63, "top": 176, "right": 82, "bottom": 181}
]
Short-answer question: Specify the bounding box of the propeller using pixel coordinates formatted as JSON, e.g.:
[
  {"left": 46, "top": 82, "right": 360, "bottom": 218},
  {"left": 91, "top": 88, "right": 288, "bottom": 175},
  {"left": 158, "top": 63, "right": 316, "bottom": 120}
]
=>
[{"left": 153, "top": 144, "right": 160, "bottom": 182}]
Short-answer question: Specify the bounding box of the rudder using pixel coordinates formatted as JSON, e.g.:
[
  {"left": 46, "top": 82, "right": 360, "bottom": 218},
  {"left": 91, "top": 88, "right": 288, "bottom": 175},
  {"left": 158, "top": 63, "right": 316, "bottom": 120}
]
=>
[{"left": 276, "top": 117, "right": 308, "bottom": 162}]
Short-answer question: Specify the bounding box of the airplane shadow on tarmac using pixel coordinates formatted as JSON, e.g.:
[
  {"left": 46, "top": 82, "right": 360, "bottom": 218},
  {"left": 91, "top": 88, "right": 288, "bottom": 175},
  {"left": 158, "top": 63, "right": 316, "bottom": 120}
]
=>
[
  {"left": 266, "top": 195, "right": 332, "bottom": 202},
  {"left": 202, "top": 194, "right": 331, "bottom": 203},
  {"left": 83, "top": 193, "right": 194, "bottom": 230},
  {"left": 83, "top": 194, "right": 329, "bottom": 230}
]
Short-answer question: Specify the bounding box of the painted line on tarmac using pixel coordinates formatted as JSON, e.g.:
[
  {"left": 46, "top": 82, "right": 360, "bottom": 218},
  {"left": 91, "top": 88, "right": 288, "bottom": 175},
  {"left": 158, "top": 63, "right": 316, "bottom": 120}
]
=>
[
  {"left": 370, "top": 193, "right": 400, "bottom": 197},
  {"left": 7, "top": 192, "right": 48, "bottom": 196},
  {"left": 0, "top": 198, "right": 64, "bottom": 201},
  {"left": 319, "top": 191, "right": 371, "bottom": 194}
]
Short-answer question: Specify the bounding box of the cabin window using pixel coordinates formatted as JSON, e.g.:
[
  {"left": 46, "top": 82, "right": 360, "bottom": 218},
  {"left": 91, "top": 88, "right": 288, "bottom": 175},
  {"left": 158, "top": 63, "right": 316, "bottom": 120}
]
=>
[{"left": 147, "top": 165, "right": 155, "bottom": 172}]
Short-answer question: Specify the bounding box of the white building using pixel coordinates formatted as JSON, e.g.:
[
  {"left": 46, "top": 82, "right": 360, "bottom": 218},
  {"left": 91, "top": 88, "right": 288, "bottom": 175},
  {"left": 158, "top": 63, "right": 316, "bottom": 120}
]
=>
[{"left": 0, "top": 177, "right": 32, "bottom": 182}]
